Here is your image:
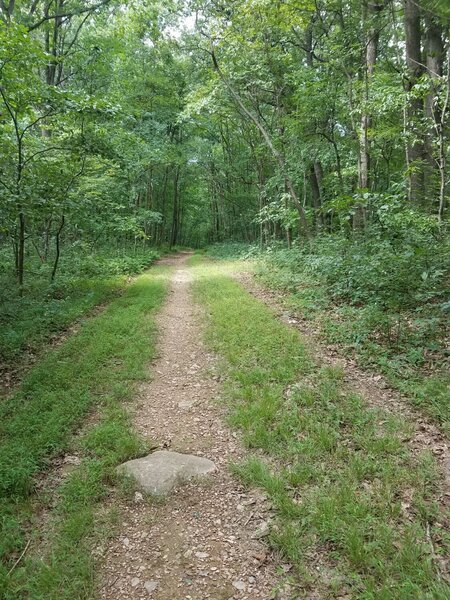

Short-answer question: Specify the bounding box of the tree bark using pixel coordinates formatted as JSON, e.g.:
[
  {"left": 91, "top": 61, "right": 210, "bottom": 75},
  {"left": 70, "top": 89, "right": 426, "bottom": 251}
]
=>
[
  {"left": 424, "top": 14, "right": 445, "bottom": 201},
  {"left": 437, "top": 44, "right": 450, "bottom": 220},
  {"left": 51, "top": 215, "right": 65, "bottom": 281},
  {"left": 403, "top": 0, "right": 425, "bottom": 204},
  {"left": 355, "top": 0, "right": 382, "bottom": 229}
]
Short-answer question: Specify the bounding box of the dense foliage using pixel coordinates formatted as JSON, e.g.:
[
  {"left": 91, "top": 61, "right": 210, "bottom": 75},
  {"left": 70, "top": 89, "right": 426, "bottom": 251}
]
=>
[
  {"left": 1, "top": 0, "right": 449, "bottom": 315},
  {"left": 1, "top": 1, "right": 449, "bottom": 272},
  {"left": 0, "top": 2, "right": 448, "bottom": 407},
  {"left": 0, "top": 246, "right": 160, "bottom": 365}
]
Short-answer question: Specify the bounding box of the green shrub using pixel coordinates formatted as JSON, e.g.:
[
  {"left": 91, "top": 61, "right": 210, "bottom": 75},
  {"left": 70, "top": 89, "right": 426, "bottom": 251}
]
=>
[{"left": 206, "top": 242, "right": 261, "bottom": 260}]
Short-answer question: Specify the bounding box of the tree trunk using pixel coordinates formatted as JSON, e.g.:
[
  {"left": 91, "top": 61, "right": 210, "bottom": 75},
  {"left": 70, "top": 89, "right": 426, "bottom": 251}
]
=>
[
  {"left": 403, "top": 0, "right": 425, "bottom": 204},
  {"left": 424, "top": 14, "right": 445, "bottom": 202},
  {"left": 355, "top": 0, "right": 382, "bottom": 229},
  {"left": 310, "top": 164, "right": 323, "bottom": 230},
  {"left": 438, "top": 45, "right": 450, "bottom": 220},
  {"left": 170, "top": 167, "right": 180, "bottom": 247},
  {"left": 51, "top": 215, "right": 65, "bottom": 281}
]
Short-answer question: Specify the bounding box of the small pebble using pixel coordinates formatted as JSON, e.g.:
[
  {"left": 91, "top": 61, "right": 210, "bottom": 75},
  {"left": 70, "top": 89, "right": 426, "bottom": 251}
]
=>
[
  {"left": 144, "top": 580, "right": 159, "bottom": 593},
  {"left": 232, "top": 580, "right": 246, "bottom": 591}
]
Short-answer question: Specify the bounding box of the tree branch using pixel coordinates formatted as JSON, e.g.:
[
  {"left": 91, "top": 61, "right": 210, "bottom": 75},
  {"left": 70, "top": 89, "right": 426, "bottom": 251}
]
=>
[
  {"left": 28, "top": 0, "right": 112, "bottom": 31},
  {"left": 0, "top": 177, "right": 14, "bottom": 194},
  {"left": 19, "top": 109, "right": 57, "bottom": 140},
  {"left": 22, "top": 145, "right": 67, "bottom": 167},
  {"left": 0, "top": 85, "right": 21, "bottom": 147},
  {"left": 209, "top": 44, "right": 310, "bottom": 236},
  {"left": 28, "top": 0, "right": 40, "bottom": 17}
]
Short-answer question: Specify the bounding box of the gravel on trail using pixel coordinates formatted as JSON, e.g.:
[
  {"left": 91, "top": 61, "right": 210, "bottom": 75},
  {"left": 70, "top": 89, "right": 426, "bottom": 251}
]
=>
[{"left": 98, "top": 254, "right": 281, "bottom": 600}]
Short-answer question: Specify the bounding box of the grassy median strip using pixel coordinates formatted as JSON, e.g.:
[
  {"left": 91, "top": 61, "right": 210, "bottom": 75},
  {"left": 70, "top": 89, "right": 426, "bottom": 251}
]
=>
[
  {"left": 192, "top": 258, "right": 449, "bottom": 600},
  {"left": 0, "top": 266, "right": 170, "bottom": 599}
]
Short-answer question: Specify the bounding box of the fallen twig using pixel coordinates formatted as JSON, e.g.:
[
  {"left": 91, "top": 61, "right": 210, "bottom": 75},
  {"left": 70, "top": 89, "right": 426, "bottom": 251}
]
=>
[
  {"left": 243, "top": 511, "right": 255, "bottom": 526},
  {"left": 99, "top": 575, "right": 120, "bottom": 591},
  {"left": 7, "top": 539, "right": 31, "bottom": 576}
]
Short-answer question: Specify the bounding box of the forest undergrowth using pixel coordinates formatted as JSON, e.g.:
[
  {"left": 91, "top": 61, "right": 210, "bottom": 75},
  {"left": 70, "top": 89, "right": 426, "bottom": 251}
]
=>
[{"left": 0, "top": 246, "right": 164, "bottom": 377}]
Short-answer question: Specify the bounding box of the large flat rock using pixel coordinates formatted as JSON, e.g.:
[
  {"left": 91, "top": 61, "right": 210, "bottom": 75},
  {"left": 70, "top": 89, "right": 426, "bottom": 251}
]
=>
[{"left": 117, "top": 451, "right": 216, "bottom": 496}]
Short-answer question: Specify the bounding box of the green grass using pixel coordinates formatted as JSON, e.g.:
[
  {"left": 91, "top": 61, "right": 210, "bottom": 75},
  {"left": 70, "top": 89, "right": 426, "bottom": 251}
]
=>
[
  {"left": 0, "top": 264, "right": 170, "bottom": 599},
  {"left": 256, "top": 260, "right": 450, "bottom": 434},
  {"left": 0, "top": 245, "right": 161, "bottom": 366},
  {"left": 206, "top": 240, "right": 449, "bottom": 432},
  {"left": 191, "top": 257, "right": 450, "bottom": 600}
]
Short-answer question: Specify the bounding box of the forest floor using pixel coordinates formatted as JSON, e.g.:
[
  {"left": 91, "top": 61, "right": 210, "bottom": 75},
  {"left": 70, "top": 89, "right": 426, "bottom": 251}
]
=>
[
  {"left": 2, "top": 253, "right": 449, "bottom": 599},
  {"left": 235, "top": 270, "right": 450, "bottom": 495}
]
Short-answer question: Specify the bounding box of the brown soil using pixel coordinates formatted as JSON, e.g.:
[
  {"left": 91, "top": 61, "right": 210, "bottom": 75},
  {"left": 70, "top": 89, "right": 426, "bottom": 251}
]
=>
[{"left": 97, "top": 254, "right": 280, "bottom": 600}]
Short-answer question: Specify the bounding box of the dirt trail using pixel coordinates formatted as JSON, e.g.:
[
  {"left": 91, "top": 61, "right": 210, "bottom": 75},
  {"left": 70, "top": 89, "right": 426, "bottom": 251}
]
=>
[{"left": 98, "top": 254, "right": 278, "bottom": 600}]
